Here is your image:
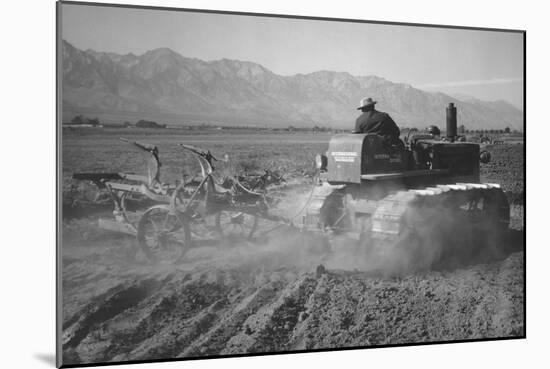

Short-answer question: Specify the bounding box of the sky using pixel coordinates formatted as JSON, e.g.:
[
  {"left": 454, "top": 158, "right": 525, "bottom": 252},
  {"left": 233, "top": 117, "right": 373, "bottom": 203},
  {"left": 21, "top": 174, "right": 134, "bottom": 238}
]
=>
[{"left": 61, "top": 3, "right": 524, "bottom": 109}]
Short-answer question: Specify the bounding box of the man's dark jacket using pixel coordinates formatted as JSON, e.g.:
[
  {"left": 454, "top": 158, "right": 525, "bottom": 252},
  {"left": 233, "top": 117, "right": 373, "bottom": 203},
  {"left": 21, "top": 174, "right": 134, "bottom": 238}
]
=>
[{"left": 354, "top": 109, "right": 400, "bottom": 142}]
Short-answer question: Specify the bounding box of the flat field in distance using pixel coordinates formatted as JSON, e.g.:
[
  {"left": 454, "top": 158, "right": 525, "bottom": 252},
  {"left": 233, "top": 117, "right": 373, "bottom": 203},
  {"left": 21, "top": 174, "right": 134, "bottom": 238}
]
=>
[
  {"left": 62, "top": 128, "right": 329, "bottom": 187},
  {"left": 62, "top": 127, "right": 524, "bottom": 207}
]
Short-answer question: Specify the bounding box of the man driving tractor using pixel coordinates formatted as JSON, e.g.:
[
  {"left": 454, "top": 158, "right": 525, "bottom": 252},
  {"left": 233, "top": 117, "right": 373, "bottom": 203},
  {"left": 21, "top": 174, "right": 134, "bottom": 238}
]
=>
[{"left": 353, "top": 97, "right": 401, "bottom": 144}]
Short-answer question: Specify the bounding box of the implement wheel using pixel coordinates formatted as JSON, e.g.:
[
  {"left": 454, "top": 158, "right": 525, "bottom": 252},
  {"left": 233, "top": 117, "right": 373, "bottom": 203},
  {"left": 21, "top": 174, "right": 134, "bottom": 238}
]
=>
[
  {"left": 215, "top": 211, "right": 259, "bottom": 241},
  {"left": 137, "top": 205, "right": 190, "bottom": 263}
]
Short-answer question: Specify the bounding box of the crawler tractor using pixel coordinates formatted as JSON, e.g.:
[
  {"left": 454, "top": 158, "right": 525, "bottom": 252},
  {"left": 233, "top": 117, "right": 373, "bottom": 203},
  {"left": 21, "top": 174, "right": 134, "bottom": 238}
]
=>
[{"left": 306, "top": 103, "right": 509, "bottom": 273}]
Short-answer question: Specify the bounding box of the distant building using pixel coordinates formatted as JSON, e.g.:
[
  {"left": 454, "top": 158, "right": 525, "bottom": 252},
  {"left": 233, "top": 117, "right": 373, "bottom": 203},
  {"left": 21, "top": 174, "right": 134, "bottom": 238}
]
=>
[
  {"left": 136, "top": 119, "right": 166, "bottom": 128},
  {"left": 69, "top": 114, "right": 101, "bottom": 126}
]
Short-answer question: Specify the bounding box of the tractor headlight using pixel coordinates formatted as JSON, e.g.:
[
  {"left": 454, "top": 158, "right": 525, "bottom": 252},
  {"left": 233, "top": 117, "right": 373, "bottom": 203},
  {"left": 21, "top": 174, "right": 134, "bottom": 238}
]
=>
[
  {"left": 315, "top": 154, "right": 322, "bottom": 168},
  {"left": 315, "top": 154, "right": 328, "bottom": 171}
]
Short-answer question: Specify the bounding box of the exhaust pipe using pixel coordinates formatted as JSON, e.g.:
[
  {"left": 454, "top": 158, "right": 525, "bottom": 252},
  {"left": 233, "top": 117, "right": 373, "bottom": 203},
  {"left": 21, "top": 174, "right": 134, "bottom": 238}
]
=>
[{"left": 446, "top": 102, "right": 457, "bottom": 142}]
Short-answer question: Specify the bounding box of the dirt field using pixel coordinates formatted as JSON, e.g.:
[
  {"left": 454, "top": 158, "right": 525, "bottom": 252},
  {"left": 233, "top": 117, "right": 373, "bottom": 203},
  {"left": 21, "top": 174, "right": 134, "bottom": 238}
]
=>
[{"left": 61, "top": 129, "right": 525, "bottom": 365}]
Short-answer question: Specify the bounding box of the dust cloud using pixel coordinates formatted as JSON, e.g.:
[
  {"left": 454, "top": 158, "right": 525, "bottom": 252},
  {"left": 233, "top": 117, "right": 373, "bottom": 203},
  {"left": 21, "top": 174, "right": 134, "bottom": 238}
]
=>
[
  {"left": 254, "top": 186, "right": 517, "bottom": 277},
  {"left": 64, "top": 179, "right": 518, "bottom": 280}
]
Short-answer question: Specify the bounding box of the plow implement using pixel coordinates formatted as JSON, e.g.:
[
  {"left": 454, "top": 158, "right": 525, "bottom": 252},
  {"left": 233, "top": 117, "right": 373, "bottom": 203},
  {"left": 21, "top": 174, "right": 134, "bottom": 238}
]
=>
[{"left": 73, "top": 138, "right": 299, "bottom": 263}]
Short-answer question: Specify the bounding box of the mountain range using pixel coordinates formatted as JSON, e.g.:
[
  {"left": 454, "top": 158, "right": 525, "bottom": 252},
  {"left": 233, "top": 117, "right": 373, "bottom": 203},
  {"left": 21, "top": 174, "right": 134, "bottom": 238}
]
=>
[{"left": 61, "top": 40, "right": 523, "bottom": 131}]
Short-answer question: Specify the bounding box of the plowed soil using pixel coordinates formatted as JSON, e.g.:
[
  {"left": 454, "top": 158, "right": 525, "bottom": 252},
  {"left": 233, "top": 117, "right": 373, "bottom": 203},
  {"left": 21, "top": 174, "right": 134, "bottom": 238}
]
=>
[
  {"left": 62, "top": 201, "right": 524, "bottom": 366},
  {"left": 61, "top": 135, "right": 524, "bottom": 365},
  {"left": 61, "top": 232, "right": 524, "bottom": 365}
]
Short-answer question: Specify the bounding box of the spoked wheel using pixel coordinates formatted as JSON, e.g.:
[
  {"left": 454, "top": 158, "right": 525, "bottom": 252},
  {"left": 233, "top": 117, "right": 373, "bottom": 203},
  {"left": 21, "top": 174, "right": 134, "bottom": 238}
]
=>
[
  {"left": 137, "top": 205, "right": 190, "bottom": 263},
  {"left": 215, "top": 211, "right": 259, "bottom": 241}
]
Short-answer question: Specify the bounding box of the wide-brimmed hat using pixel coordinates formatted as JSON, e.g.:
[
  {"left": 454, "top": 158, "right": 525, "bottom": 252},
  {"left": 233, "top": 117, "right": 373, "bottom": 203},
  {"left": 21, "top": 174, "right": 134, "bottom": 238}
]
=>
[{"left": 357, "top": 97, "right": 377, "bottom": 109}]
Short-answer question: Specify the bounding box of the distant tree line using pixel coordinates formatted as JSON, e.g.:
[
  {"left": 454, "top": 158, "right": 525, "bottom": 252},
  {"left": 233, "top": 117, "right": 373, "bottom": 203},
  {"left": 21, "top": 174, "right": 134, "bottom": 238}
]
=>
[
  {"left": 283, "top": 125, "right": 339, "bottom": 132},
  {"left": 408, "top": 124, "right": 520, "bottom": 135},
  {"left": 460, "top": 125, "right": 519, "bottom": 135},
  {"left": 65, "top": 115, "right": 170, "bottom": 129},
  {"left": 136, "top": 119, "right": 166, "bottom": 128},
  {"left": 70, "top": 114, "right": 100, "bottom": 126}
]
